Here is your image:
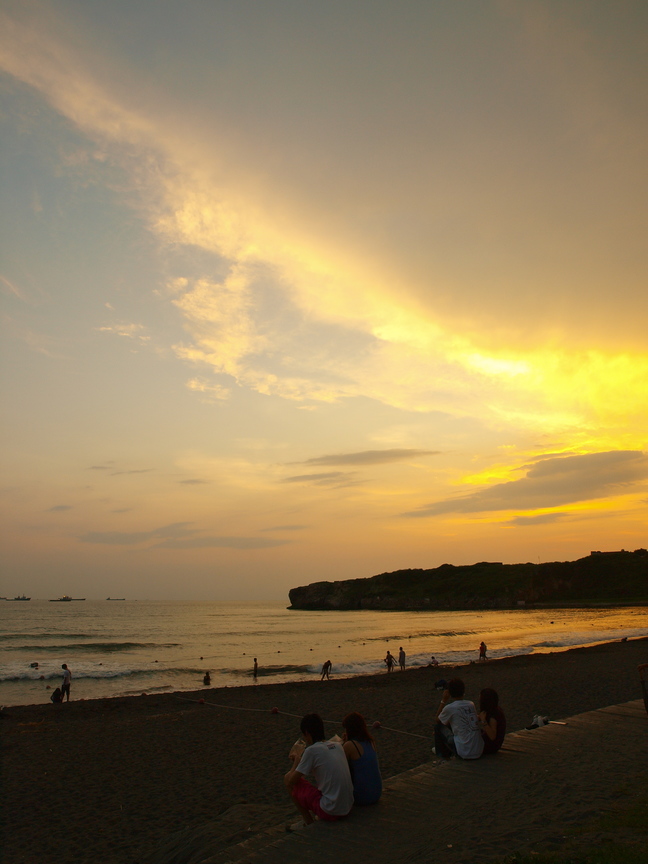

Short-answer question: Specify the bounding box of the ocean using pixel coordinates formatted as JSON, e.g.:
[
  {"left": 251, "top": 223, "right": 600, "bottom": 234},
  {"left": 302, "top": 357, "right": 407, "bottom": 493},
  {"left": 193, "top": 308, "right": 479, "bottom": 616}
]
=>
[{"left": 1, "top": 601, "right": 647, "bottom": 707}]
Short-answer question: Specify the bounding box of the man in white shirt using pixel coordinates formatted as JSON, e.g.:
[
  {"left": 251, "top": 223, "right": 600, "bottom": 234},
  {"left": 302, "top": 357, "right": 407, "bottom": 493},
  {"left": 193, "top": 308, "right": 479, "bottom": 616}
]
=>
[
  {"left": 284, "top": 713, "right": 354, "bottom": 825},
  {"left": 434, "top": 678, "right": 484, "bottom": 760}
]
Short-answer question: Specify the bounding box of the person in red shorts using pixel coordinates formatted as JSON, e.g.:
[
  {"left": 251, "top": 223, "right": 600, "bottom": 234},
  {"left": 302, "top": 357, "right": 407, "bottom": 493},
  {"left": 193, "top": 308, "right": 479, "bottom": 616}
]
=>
[{"left": 284, "top": 713, "right": 354, "bottom": 826}]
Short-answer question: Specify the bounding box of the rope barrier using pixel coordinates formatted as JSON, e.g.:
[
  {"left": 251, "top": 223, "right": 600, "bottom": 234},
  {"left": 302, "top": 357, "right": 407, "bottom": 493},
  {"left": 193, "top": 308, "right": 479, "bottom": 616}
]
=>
[{"left": 172, "top": 694, "right": 433, "bottom": 739}]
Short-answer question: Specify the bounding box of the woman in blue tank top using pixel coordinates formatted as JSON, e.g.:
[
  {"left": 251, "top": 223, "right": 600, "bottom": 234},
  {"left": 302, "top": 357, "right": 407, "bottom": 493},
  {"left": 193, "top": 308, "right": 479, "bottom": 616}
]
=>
[{"left": 342, "top": 712, "right": 383, "bottom": 805}]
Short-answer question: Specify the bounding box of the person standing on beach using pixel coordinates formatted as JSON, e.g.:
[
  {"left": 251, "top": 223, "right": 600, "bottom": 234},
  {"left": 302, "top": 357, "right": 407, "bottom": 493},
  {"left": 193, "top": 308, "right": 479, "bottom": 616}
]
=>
[
  {"left": 285, "top": 713, "right": 354, "bottom": 826},
  {"left": 479, "top": 641, "right": 487, "bottom": 662},
  {"left": 398, "top": 646, "right": 406, "bottom": 671},
  {"left": 61, "top": 664, "right": 71, "bottom": 702},
  {"left": 434, "top": 678, "right": 483, "bottom": 760},
  {"left": 253, "top": 658, "right": 258, "bottom": 679},
  {"left": 384, "top": 651, "right": 395, "bottom": 672},
  {"left": 321, "top": 660, "right": 332, "bottom": 680}
]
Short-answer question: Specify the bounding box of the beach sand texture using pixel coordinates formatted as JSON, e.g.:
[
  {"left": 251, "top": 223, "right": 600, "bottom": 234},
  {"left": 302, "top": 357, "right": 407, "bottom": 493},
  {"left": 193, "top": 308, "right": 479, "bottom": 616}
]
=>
[{"left": 1, "top": 637, "right": 646, "bottom": 864}]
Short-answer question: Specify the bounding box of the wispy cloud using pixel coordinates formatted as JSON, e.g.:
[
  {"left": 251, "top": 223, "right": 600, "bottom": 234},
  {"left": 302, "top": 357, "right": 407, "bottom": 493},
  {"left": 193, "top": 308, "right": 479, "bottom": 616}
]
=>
[
  {"left": 79, "top": 522, "right": 195, "bottom": 545},
  {"left": 403, "top": 451, "right": 648, "bottom": 518},
  {"left": 281, "top": 472, "right": 353, "bottom": 486},
  {"left": 185, "top": 378, "right": 231, "bottom": 402},
  {"left": 298, "top": 449, "right": 440, "bottom": 467},
  {"left": 156, "top": 536, "right": 289, "bottom": 550},
  {"left": 78, "top": 521, "right": 286, "bottom": 550},
  {"left": 7, "top": 321, "right": 66, "bottom": 358},
  {"left": 47, "top": 504, "right": 72, "bottom": 512},
  {"left": 87, "top": 463, "right": 151, "bottom": 476},
  {"left": 0, "top": 273, "right": 29, "bottom": 302},
  {"left": 503, "top": 513, "right": 569, "bottom": 527},
  {"left": 96, "top": 323, "right": 150, "bottom": 343}
]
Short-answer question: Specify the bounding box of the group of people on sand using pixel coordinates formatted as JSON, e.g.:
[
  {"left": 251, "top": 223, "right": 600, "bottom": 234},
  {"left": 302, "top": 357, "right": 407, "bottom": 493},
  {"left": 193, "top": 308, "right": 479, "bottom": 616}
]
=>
[
  {"left": 303, "top": 641, "right": 488, "bottom": 685},
  {"left": 285, "top": 674, "right": 505, "bottom": 827},
  {"left": 434, "top": 678, "right": 505, "bottom": 760},
  {"left": 285, "top": 711, "right": 382, "bottom": 828},
  {"left": 386, "top": 642, "right": 486, "bottom": 673}
]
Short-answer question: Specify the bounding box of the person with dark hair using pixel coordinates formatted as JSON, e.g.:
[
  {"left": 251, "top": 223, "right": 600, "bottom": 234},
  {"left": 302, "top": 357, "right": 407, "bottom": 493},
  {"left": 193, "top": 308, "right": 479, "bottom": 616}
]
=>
[
  {"left": 384, "top": 650, "right": 395, "bottom": 672},
  {"left": 342, "top": 712, "right": 382, "bottom": 805},
  {"left": 479, "top": 688, "right": 506, "bottom": 754},
  {"left": 434, "top": 677, "right": 483, "bottom": 760},
  {"left": 284, "top": 713, "right": 353, "bottom": 826},
  {"left": 398, "top": 646, "right": 406, "bottom": 671},
  {"left": 321, "top": 660, "right": 332, "bottom": 680},
  {"left": 61, "top": 664, "right": 71, "bottom": 702}
]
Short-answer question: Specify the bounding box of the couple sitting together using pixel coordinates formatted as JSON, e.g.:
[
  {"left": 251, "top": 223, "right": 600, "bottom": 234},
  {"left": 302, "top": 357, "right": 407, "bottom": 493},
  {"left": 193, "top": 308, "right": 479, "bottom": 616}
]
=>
[
  {"left": 434, "top": 678, "right": 506, "bottom": 760},
  {"left": 285, "top": 711, "right": 382, "bottom": 826}
]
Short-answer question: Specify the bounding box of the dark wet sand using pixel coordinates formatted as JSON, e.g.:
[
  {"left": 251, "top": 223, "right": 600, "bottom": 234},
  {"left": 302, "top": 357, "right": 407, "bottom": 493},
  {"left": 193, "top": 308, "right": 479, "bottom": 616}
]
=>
[{"left": 1, "top": 637, "right": 646, "bottom": 864}]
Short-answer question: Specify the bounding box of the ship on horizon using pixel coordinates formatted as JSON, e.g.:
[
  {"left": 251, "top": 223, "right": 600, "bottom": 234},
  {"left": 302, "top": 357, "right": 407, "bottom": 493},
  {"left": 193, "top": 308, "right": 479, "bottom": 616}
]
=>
[
  {"left": 49, "top": 595, "right": 86, "bottom": 602},
  {"left": 5, "top": 595, "right": 31, "bottom": 601}
]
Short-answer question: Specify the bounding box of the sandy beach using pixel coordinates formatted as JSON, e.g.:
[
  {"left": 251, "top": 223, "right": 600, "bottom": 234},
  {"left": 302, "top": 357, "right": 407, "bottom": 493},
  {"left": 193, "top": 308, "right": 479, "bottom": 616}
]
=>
[{"left": 2, "top": 637, "right": 647, "bottom": 864}]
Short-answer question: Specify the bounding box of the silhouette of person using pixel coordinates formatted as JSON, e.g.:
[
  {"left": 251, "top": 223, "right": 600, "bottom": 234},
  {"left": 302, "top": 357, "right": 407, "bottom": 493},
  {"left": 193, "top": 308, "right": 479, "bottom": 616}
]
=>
[
  {"left": 398, "top": 646, "right": 406, "bottom": 671},
  {"left": 61, "top": 664, "right": 71, "bottom": 701}
]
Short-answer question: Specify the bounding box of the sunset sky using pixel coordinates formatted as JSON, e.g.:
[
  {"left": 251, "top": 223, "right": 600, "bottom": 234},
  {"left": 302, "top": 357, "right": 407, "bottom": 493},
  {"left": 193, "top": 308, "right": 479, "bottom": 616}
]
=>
[{"left": 1, "top": 0, "right": 646, "bottom": 602}]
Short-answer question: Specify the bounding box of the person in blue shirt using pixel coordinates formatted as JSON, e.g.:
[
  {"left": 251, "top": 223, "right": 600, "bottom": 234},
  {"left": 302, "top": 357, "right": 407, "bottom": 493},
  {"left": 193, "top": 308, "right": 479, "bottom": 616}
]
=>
[{"left": 342, "top": 712, "right": 382, "bottom": 805}]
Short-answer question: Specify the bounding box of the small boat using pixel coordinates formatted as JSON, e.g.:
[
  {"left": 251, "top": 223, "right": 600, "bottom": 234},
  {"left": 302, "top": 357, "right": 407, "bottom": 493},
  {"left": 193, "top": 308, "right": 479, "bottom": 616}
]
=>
[
  {"left": 106, "top": 597, "right": 125, "bottom": 601},
  {"left": 6, "top": 595, "right": 31, "bottom": 601},
  {"left": 49, "top": 595, "right": 86, "bottom": 602}
]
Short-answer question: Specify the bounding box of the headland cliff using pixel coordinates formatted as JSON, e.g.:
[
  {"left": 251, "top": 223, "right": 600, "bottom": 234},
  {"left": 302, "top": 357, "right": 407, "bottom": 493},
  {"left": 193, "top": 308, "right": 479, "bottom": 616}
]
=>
[{"left": 288, "top": 549, "right": 648, "bottom": 610}]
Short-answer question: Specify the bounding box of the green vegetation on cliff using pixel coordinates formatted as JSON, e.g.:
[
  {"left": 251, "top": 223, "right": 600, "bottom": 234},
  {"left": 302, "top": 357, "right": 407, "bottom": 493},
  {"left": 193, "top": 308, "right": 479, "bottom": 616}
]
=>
[{"left": 288, "top": 549, "right": 648, "bottom": 610}]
